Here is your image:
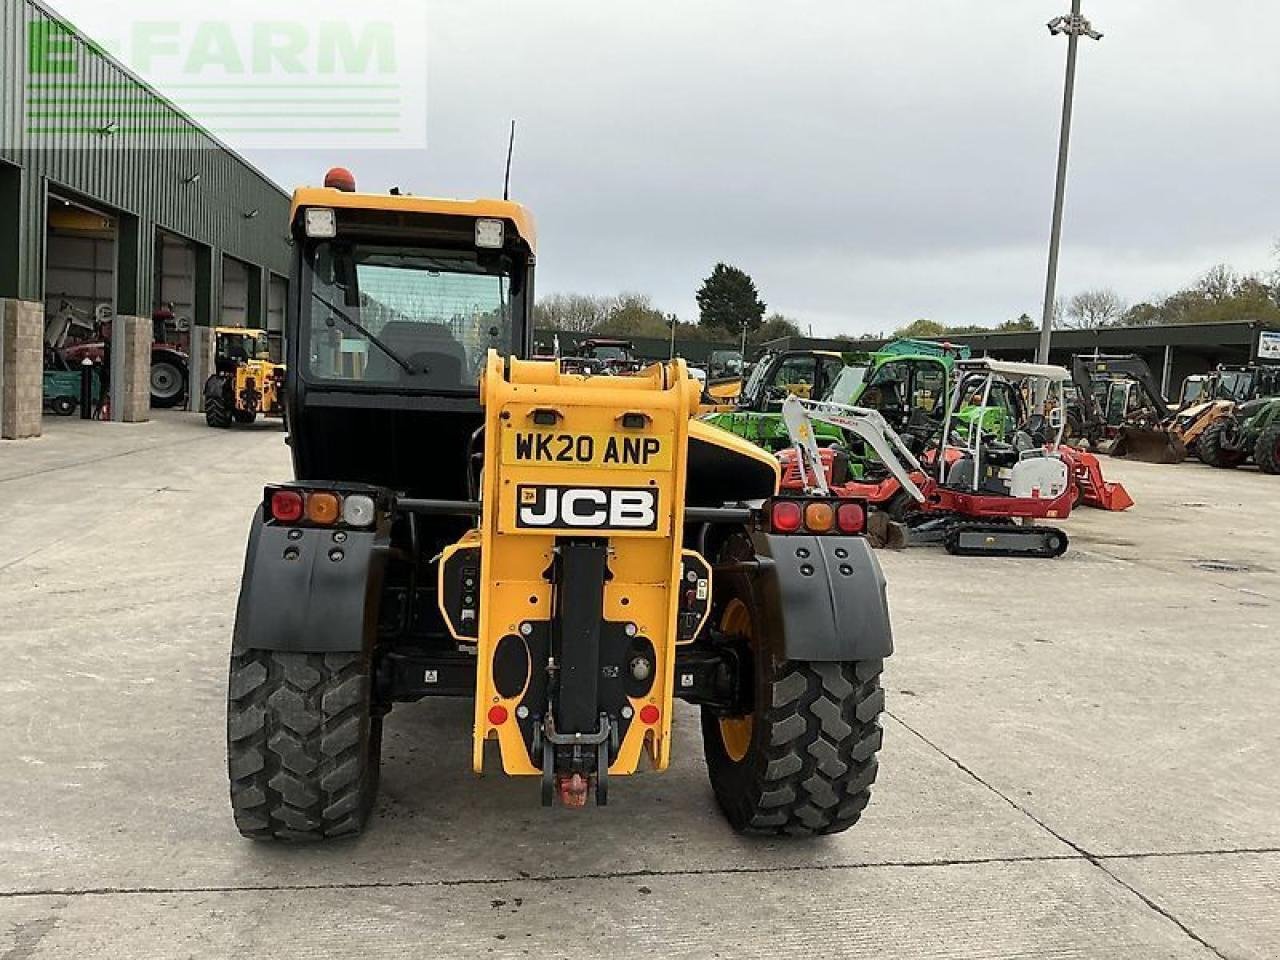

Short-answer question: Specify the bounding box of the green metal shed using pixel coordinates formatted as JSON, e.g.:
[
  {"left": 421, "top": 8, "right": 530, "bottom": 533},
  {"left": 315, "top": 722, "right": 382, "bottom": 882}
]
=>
[{"left": 0, "top": 0, "right": 292, "bottom": 327}]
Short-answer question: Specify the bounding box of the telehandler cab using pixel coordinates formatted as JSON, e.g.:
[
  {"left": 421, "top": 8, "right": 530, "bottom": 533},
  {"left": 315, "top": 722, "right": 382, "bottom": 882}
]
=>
[{"left": 226, "top": 171, "right": 893, "bottom": 840}]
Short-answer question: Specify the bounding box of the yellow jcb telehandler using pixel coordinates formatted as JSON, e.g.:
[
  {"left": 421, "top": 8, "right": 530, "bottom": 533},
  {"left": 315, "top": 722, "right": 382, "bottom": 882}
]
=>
[
  {"left": 204, "top": 327, "right": 285, "bottom": 428},
  {"left": 224, "top": 169, "right": 893, "bottom": 839}
]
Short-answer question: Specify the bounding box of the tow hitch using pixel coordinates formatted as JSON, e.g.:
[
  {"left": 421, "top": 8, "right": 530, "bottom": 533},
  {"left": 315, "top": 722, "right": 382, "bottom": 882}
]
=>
[{"left": 537, "top": 712, "right": 615, "bottom": 808}]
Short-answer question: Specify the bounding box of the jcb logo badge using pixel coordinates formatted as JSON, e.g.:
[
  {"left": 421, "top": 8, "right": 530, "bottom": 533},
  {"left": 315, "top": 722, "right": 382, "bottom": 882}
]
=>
[{"left": 515, "top": 485, "right": 659, "bottom": 531}]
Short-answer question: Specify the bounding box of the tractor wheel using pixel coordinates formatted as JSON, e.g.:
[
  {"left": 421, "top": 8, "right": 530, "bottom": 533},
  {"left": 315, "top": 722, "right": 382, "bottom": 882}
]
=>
[
  {"left": 1198, "top": 417, "right": 1247, "bottom": 469},
  {"left": 150, "top": 359, "right": 187, "bottom": 408},
  {"left": 205, "top": 395, "right": 233, "bottom": 429},
  {"left": 227, "top": 649, "right": 382, "bottom": 841},
  {"left": 233, "top": 409, "right": 258, "bottom": 425},
  {"left": 1254, "top": 422, "right": 1280, "bottom": 475},
  {"left": 50, "top": 396, "right": 78, "bottom": 416},
  {"left": 701, "top": 538, "right": 885, "bottom": 836}
]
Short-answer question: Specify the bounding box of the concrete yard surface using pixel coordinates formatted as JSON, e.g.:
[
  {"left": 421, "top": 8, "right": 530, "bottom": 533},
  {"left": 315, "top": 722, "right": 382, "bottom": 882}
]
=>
[{"left": 1, "top": 412, "right": 1277, "bottom": 958}]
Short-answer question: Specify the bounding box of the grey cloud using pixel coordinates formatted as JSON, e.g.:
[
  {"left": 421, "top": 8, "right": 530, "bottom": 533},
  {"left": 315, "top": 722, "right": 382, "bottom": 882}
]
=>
[{"left": 243, "top": 0, "right": 1280, "bottom": 334}]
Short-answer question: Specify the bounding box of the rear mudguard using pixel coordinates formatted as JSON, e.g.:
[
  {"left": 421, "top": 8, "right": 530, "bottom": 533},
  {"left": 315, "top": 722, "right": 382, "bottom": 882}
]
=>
[
  {"left": 746, "top": 532, "right": 893, "bottom": 662},
  {"left": 231, "top": 509, "right": 388, "bottom": 654}
]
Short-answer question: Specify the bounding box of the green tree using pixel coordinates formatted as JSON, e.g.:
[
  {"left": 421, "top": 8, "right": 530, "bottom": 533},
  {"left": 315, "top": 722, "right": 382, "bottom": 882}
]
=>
[
  {"left": 996, "top": 313, "right": 1037, "bottom": 332},
  {"left": 1120, "top": 302, "right": 1162, "bottom": 326},
  {"left": 751, "top": 312, "right": 804, "bottom": 346},
  {"left": 696, "top": 263, "right": 766, "bottom": 333},
  {"left": 892, "top": 318, "right": 947, "bottom": 339},
  {"left": 1119, "top": 265, "right": 1280, "bottom": 327}
]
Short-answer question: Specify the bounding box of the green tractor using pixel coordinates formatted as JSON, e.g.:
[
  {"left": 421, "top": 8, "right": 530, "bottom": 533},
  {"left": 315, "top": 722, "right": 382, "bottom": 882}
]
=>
[
  {"left": 704, "top": 348, "right": 847, "bottom": 451},
  {"left": 704, "top": 339, "right": 969, "bottom": 455},
  {"left": 1198, "top": 394, "right": 1280, "bottom": 474}
]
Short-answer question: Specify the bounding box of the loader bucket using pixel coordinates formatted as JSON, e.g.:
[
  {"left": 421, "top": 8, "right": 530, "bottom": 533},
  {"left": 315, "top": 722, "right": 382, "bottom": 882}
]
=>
[
  {"left": 1111, "top": 426, "right": 1186, "bottom": 465},
  {"left": 1066, "top": 448, "right": 1135, "bottom": 512}
]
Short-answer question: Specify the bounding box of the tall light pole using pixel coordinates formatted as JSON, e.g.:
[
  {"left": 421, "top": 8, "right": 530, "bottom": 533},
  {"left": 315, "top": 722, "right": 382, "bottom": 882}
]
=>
[{"left": 1037, "top": 3, "right": 1103, "bottom": 363}]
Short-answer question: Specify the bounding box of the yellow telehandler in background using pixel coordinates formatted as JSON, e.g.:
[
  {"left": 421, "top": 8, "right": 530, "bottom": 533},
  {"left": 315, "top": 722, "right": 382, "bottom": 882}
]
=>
[{"left": 203, "top": 327, "right": 285, "bottom": 427}]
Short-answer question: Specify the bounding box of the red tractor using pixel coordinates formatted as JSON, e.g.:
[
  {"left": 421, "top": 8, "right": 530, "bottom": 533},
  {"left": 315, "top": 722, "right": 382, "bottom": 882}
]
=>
[{"left": 47, "top": 304, "right": 189, "bottom": 408}]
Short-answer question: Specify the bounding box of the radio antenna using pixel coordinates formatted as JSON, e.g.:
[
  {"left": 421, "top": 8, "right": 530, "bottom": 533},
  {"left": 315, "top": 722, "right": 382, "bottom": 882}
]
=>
[{"left": 503, "top": 120, "right": 517, "bottom": 200}]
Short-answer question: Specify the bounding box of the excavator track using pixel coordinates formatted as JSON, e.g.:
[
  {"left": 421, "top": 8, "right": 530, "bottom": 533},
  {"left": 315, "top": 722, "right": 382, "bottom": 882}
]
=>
[{"left": 943, "top": 522, "right": 1069, "bottom": 559}]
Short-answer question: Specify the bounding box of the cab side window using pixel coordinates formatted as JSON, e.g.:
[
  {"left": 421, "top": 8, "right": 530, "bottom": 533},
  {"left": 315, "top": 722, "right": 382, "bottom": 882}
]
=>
[
  {"left": 911, "top": 362, "right": 946, "bottom": 414},
  {"left": 818, "top": 355, "right": 845, "bottom": 397},
  {"left": 772, "top": 355, "right": 819, "bottom": 398},
  {"left": 862, "top": 360, "right": 910, "bottom": 411},
  {"left": 991, "top": 382, "right": 1022, "bottom": 435}
]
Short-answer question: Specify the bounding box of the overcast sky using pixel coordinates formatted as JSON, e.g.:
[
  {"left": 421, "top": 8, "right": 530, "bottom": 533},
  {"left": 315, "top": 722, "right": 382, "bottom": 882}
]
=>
[{"left": 56, "top": 1, "right": 1280, "bottom": 335}]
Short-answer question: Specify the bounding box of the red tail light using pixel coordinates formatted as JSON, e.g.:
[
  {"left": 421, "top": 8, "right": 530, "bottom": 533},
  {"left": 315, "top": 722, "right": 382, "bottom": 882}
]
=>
[
  {"left": 768, "top": 497, "right": 867, "bottom": 536},
  {"left": 270, "top": 490, "right": 304, "bottom": 523},
  {"left": 837, "top": 503, "right": 865, "bottom": 534},
  {"left": 487, "top": 704, "right": 509, "bottom": 726},
  {"left": 770, "top": 500, "right": 803, "bottom": 533}
]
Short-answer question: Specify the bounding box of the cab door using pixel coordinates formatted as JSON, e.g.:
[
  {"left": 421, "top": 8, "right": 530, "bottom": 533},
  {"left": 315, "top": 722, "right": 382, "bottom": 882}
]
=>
[{"left": 814, "top": 354, "right": 846, "bottom": 401}]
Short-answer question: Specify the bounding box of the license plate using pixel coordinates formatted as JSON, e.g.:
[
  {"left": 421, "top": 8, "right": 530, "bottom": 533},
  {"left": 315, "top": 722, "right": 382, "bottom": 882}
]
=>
[
  {"left": 514, "top": 484, "right": 659, "bottom": 531},
  {"left": 503, "top": 430, "right": 670, "bottom": 469}
]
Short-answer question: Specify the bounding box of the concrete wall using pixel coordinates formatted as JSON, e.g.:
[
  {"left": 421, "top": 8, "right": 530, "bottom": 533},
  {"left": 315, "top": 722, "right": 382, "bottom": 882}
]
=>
[
  {"left": 110, "top": 315, "right": 150, "bottom": 423},
  {"left": 1, "top": 298, "right": 44, "bottom": 439},
  {"left": 188, "top": 326, "right": 214, "bottom": 414}
]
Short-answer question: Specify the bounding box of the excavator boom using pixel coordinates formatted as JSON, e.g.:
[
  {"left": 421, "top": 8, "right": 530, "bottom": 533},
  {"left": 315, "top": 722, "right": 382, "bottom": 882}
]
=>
[{"left": 781, "top": 396, "right": 926, "bottom": 502}]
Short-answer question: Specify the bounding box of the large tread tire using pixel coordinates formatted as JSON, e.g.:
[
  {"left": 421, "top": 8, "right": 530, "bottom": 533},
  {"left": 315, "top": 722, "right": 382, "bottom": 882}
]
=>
[
  {"left": 232, "top": 408, "right": 257, "bottom": 424},
  {"left": 227, "top": 650, "right": 382, "bottom": 842},
  {"left": 1198, "top": 417, "right": 1246, "bottom": 469},
  {"left": 205, "top": 395, "right": 232, "bottom": 429},
  {"left": 702, "top": 659, "right": 884, "bottom": 836},
  {"left": 701, "top": 535, "right": 885, "bottom": 836},
  {"left": 1255, "top": 422, "right": 1280, "bottom": 475}
]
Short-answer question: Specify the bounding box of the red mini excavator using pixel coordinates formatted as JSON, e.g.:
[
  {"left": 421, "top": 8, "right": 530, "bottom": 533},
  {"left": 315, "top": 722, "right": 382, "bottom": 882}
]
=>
[{"left": 779, "top": 360, "right": 1133, "bottom": 557}]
